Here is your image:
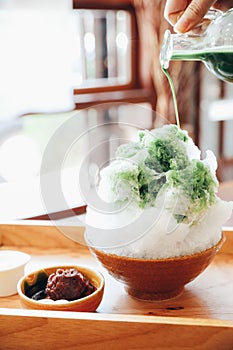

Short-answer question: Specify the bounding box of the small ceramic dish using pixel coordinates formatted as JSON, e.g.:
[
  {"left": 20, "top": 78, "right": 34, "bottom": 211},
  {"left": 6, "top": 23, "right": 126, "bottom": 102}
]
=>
[
  {"left": 17, "top": 265, "right": 105, "bottom": 312},
  {"left": 0, "top": 250, "right": 31, "bottom": 297},
  {"left": 90, "top": 236, "right": 225, "bottom": 301}
]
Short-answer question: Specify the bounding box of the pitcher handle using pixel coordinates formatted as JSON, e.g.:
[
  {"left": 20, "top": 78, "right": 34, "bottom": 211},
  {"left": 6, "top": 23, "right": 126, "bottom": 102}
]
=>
[
  {"left": 204, "top": 9, "right": 223, "bottom": 21},
  {"left": 188, "top": 8, "right": 222, "bottom": 34}
]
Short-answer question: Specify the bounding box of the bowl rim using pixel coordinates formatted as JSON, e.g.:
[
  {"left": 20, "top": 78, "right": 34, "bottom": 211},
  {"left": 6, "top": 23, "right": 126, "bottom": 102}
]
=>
[
  {"left": 17, "top": 264, "right": 105, "bottom": 307},
  {"left": 0, "top": 250, "right": 31, "bottom": 272},
  {"left": 92, "top": 235, "right": 225, "bottom": 262}
]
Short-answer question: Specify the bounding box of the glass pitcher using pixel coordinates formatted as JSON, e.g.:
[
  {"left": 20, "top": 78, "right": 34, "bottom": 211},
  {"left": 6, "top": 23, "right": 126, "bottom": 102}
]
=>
[{"left": 160, "top": 9, "right": 233, "bottom": 83}]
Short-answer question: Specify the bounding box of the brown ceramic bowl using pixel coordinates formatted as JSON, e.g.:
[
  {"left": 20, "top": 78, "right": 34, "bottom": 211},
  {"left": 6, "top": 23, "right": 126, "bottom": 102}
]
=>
[
  {"left": 17, "top": 265, "right": 104, "bottom": 312},
  {"left": 91, "top": 236, "right": 224, "bottom": 301}
]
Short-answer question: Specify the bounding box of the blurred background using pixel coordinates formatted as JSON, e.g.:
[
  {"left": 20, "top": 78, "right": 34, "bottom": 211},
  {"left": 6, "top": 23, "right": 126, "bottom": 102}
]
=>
[{"left": 0, "top": 0, "right": 232, "bottom": 220}]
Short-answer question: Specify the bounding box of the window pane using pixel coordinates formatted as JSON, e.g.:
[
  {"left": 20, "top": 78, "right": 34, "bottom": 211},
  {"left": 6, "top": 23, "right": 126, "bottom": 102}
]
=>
[{"left": 72, "top": 9, "right": 132, "bottom": 89}]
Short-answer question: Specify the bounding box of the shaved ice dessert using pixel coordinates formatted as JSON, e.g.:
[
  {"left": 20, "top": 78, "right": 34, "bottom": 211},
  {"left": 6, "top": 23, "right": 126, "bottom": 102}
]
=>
[{"left": 85, "top": 124, "right": 233, "bottom": 259}]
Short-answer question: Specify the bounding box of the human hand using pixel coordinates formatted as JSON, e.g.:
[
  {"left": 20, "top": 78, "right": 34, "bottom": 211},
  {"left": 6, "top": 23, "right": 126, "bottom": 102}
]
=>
[{"left": 164, "top": 0, "right": 233, "bottom": 33}]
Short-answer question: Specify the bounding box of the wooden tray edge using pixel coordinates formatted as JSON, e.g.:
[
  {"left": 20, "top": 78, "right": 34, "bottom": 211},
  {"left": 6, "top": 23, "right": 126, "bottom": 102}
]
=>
[{"left": 1, "top": 307, "right": 233, "bottom": 328}]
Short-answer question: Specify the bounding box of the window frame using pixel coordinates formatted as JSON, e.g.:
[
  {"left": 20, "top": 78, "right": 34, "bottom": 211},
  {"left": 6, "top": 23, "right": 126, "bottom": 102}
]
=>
[{"left": 72, "top": 0, "right": 155, "bottom": 109}]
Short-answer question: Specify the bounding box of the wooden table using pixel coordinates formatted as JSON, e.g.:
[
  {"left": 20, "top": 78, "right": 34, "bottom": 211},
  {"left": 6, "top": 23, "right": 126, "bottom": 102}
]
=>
[{"left": 0, "top": 222, "right": 233, "bottom": 349}]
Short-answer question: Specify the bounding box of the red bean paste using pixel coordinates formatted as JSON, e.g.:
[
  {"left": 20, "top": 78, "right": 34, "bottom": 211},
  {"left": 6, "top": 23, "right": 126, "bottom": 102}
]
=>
[{"left": 45, "top": 268, "right": 96, "bottom": 301}]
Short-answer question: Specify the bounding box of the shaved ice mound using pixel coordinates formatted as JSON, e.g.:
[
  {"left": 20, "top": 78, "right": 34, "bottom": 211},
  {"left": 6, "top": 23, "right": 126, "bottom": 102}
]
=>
[{"left": 85, "top": 125, "right": 233, "bottom": 259}]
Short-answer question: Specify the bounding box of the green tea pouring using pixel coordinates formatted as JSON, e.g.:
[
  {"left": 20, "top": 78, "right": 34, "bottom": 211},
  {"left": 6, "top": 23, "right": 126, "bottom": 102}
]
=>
[{"left": 160, "top": 9, "right": 233, "bottom": 83}]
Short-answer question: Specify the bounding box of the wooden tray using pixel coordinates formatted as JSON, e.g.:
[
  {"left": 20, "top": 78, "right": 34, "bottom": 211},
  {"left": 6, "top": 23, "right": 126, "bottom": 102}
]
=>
[{"left": 0, "top": 222, "right": 233, "bottom": 349}]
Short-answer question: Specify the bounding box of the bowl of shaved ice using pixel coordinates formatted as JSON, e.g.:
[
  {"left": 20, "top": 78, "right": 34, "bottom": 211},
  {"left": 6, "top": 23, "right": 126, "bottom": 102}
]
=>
[{"left": 84, "top": 124, "right": 233, "bottom": 300}]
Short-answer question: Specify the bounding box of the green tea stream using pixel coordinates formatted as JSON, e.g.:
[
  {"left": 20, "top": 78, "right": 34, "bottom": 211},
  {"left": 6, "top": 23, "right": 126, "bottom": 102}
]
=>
[
  {"left": 162, "top": 67, "right": 180, "bottom": 129},
  {"left": 162, "top": 48, "right": 233, "bottom": 130}
]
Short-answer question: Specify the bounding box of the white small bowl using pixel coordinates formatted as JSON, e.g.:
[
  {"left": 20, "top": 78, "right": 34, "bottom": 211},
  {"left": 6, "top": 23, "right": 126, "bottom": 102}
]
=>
[{"left": 0, "top": 250, "right": 31, "bottom": 297}]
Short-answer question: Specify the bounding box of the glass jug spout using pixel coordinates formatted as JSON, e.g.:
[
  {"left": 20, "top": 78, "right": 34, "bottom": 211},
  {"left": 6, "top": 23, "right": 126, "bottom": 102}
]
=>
[
  {"left": 160, "top": 29, "right": 205, "bottom": 69},
  {"left": 160, "top": 29, "right": 172, "bottom": 69}
]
